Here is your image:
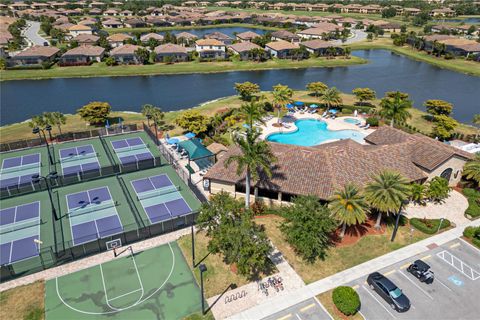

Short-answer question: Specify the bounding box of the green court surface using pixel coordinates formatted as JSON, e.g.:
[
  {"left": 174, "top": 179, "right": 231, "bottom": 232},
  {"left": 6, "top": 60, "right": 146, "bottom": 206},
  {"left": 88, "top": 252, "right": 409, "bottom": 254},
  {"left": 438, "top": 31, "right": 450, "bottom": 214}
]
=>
[
  {"left": 52, "top": 138, "right": 113, "bottom": 169},
  {"left": 45, "top": 242, "right": 202, "bottom": 320},
  {"left": 120, "top": 166, "right": 201, "bottom": 226},
  {"left": 0, "top": 145, "right": 50, "bottom": 179},
  {"left": 101, "top": 131, "right": 163, "bottom": 166}
]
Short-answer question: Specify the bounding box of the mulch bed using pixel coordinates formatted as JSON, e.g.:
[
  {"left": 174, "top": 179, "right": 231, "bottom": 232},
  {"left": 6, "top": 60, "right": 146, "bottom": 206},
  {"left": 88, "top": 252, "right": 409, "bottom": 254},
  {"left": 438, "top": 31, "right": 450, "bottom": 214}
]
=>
[{"left": 332, "top": 218, "right": 386, "bottom": 247}]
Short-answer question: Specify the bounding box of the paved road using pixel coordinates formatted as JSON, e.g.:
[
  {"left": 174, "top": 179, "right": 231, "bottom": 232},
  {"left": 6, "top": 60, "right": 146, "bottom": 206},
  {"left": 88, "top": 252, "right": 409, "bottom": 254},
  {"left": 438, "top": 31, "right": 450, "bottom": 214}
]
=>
[
  {"left": 22, "top": 20, "right": 48, "bottom": 46},
  {"left": 262, "top": 298, "right": 333, "bottom": 320},
  {"left": 333, "top": 30, "right": 367, "bottom": 45}
]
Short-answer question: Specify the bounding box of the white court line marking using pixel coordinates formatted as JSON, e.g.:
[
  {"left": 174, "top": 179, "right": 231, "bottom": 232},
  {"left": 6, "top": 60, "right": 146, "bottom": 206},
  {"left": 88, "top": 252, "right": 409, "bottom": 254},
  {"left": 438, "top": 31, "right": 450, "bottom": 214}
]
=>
[
  {"left": 55, "top": 242, "right": 176, "bottom": 315},
  {"left": 313, "top": 296, "right": 334, "bottom": 320},
  {"left": 398, "top": 271, "right": 434, "bottom": 300},
  {"left": 108, "top": 288, "right": 143, "bottom": 302},
  {"left": 361, "top": 285, "right": 397, "bottom": 319}
]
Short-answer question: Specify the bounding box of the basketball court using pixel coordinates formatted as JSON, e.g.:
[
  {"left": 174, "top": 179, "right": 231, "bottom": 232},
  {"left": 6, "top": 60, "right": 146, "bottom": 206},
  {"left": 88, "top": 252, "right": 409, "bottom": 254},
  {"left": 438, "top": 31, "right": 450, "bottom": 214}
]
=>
[{"left": 45, "top": 241, "right": 202, "bottom": 320}]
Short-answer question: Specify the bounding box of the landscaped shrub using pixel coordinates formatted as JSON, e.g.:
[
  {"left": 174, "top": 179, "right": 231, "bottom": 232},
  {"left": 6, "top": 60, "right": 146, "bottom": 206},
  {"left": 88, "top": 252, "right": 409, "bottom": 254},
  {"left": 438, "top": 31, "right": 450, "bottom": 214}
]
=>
[
  {"left": 463, "top": 226, "right": 480, "bottom": 249},
  {"left": 463, "top": 188, "right": 480, "bottom": 218},
  {"left": 332, "top": 286, "right": 360, "bottom": 316},
  {"left": 463, "top": 226, "right": 477, "bottom": 238},
  {"left": 366, "top": 117, "right": 379, "bottom": 126},
  {"left": 410, "top": 217, "right": 451, "bottom": 234}
]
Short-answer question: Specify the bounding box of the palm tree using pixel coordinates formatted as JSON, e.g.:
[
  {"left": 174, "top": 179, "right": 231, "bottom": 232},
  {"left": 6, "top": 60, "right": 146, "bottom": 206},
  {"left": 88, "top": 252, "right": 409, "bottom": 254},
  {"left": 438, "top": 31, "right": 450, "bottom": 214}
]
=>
[
  {"left": 272, "top": 84, "right": 293, "bottom": 123},
  {"left": 28, "top": 114, "right": 47, "bottom": 129},
  {"left": 329, "top": 184, "right": 368, "bottom": 238},
  {"left": 463, "top": 155, "right": 480, "bottom": 187},
  {"left": 322, "top": 87, "right": 342, "bottom": 112},
  {"left": 225, "top": 130, "right": 276, "bottom": 208},
  {"left": 473, "top": 114, "right": 480, "bottom": 140},
  {"left": 238, "top": 101, "right": 266, "bottom": 130},
  {"left": 379, "top": 91, "right": 412, "bottom": 127},
  {"left": 45, "top": 112, "right": 66, "bottom": 134},
  {"left": 364, "top": 170, "right": 411, "bottom": 229},
  {"left": 141, "top": 104, "right": 164, "bottom": 126}
]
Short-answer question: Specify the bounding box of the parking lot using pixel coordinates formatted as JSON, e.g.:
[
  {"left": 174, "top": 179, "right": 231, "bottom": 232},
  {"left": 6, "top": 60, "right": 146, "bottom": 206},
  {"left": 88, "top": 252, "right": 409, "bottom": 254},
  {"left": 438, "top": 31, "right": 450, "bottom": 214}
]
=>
[
  {"left": 349, "top": 239, "right": 480, "bottom": 320},
  {"left": 263, "top": 297, "right": 333, "bottom": 320}
]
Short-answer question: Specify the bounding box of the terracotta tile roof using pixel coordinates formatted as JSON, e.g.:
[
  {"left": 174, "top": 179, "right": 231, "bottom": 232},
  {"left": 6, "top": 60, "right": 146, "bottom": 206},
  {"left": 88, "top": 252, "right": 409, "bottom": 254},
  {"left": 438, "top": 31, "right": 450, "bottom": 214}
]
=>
[
  {"left": 236, "top": 31, "right": 262, "bottom": 40},
  {"left": 299, "top": 23, "right": 342, "bottom": 35},
  {"left": 229, "top": 41, "right": 261, "bottom": 53},
  {"left": 266, "top": 40, "right": 299, "bottom": 51},
  {"left": 205, "top": 139, "right": 427, "bottom": 200},
  {"left": 204, "top": 31, "right": 232, "bottom": 41},
  {"left": 15, "top": 45, "right": 60, "bottom": 58},
  {"left": 301, "top": 39, "right": 335, "bottom": 50},
  {"left": 140, "top": 32, "right": 164, "bottom": 42},
  {"left": 176, "top": 31, "right": 198, "bottom": 40},
  {"left": 196, "top": 38, "right": 225, "bottom": 46},
  {"left": 73, "top": 34, "right": 99, "bottom": 43},
  {"left": 107, "top": 33, "right": 132, "bottom": 42},
  {"left": 154, "top": 43, "right": 187, "bottom": 54},
  {"left": 271, "top": 30, "right": 300, "bottom": 41},
  {"left": 68, "top": 24, "right": 92, "bottom": 31},
  {"left": 364, "top": 126, "right": 473, "bottom": 171},
  {"left": 62, "top": 45, "right": 104, "bottom": 56},
  {"left": 110, "top": 44, "right": 141, "bottom": 55}
]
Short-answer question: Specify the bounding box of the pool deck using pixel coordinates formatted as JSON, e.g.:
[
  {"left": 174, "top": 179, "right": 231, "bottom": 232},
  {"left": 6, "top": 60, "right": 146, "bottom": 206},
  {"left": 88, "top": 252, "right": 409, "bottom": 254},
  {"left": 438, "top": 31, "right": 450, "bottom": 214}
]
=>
[{"left": 259, "top": 113, "right": 376, "bottom": 145}]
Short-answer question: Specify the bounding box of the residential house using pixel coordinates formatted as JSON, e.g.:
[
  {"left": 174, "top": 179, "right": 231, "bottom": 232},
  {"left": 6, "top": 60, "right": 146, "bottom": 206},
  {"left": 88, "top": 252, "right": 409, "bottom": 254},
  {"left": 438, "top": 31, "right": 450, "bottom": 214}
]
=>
[
  {"left": 203, "top": 127, "right": 472, "bottom": 205},
  {"left": 154, "top": 43, "right": 188, "bottom": 62},
  {"left": 102, "top": 19, "right": 123, "bottom": 29},
  {"left": 195, "top": 39, "right": 226, "bottom": 59},
  {"left": 11, "top": 46, "right": 60, "bottom": 66},
  {"left": 68, "top": 25, "right": 92, "bottom": 37},
  {"left": 204, "top": 31, "right": 233, "bottom": 45},
  {"left": 301, "top": 39, "right": 341, "bottom": 56},
  {"left": 140, "top": 33, "right": 164, "bottom": 44},
  {"left": 297, "top": 23, "right": 342, "bottom": 40},
  {"left": 107, "top": 33, "right": 133, "bottom": 48},
  {"left": 88, "top": 8, "right": 102, "bottom": 15},
  {"left": 110, "top": 44, "right": 142, "bottom": 64},
  {"left": 430, "top": 8, "right": 456, "bottom": 17},
  {"left": 236, "top": 31, "right": 262, "bottom": 42},
  {"left": 58, "top": 45, "right": 105, "bottom": 66},
  {"left": 228, "top": 41, "right": 263, "bottom": 60},
  {"left": 176, "top": 31, "right": 198, "bottom": 46},
  {"left": 265, "top": 40, "right": 299, "bottom": 58},
  {"left": 271, "top": 30, "right": 301, "bottom": 43},
  {"left": 103, "top": 9, "right": 118, "bottom": 16},
  {"left": 119, "top": 10, "right": 133, "bottom": 17},
  {"left": 124, "top": 18, "right": 147, "bottom": 28},
  {"left": 72, "top": 34, "right": 100, "bottom": 45}
]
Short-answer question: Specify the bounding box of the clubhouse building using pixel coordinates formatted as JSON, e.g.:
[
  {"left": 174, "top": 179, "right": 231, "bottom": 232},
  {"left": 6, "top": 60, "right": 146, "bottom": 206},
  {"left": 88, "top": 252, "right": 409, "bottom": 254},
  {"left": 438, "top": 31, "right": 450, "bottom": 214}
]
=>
[{"left": 203, "top": 126, "right": 473, "bottom": 205}]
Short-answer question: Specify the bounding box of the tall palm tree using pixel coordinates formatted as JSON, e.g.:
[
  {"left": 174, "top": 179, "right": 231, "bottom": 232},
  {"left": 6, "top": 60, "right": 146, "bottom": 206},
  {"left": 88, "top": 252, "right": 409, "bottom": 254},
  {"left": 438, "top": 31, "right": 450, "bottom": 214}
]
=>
[
  {"left": 225, "top": 130, "right": 276, "bottom": 208},
  {"left": 473, "top": 114, "right": 480, "bottom": 140},
  {"left": 329, "top": 184, "right": 368, "bottom": 238},
  {"left": 238, "top": 101, "right": 266, "bottom": 130},
  {"left": 28, "top": 114, "right": 48, "bottom": 129},
  {"left": 463, "top": 155, "right": 480, "bottom": 187},
  {"left": 141, "top": 104, "right": 164, "bottom": 126},
  {"left": 322, "top": 87, "right": 342, "bottom": 111},
  {"left": 272, "top": 84, "right": 293, "bottom": 123},
  {"left": 364, "top": 170, "right": 411, "bottom": 229},
  {"left": 45, "top": 112, "right": 66, "bottom": 134},
  {"left": 379, "top": 91, "right": 412, "bottom": 127}
]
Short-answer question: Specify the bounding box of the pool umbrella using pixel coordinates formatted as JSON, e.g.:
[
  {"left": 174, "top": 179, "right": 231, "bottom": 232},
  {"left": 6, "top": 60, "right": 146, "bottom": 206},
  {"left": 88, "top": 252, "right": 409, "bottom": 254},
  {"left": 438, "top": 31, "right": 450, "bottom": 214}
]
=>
[
  {"left": 310, "top": 104, "right": 318, "bottom": 108},
  {"left": 330, "top": 109, "right": 338, "bottom": 114},
  {"left": 286, "top": 103, "right": 294, "bottom": 109},
  {"left": 185, "top": 132, "right": 196, "bottom": 139},
  {"left": 294, "top": 101, "right": 304, "bottom": 106},
  {"left": 166, "top": 138, "right": 180, "bottom": 145}
]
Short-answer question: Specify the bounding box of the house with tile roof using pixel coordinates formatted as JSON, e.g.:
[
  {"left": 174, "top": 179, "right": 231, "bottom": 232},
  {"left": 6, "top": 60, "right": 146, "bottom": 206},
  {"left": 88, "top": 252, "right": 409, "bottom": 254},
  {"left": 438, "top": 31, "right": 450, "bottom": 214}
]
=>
[
  {"left": 195, "top": 39, "right": 226, "bottom": 59},
  {"left": 58, "top": 45, "right": 105, "bottom": 66},
  {"left": 265, "top": 40, "right": 299, "bottom": 59},
  {"left": 154, "top": 43, "right": 188, "bottom": 62},
  {"left": 203, "top": 126, "right": 473, "bottom": 205},
  {"left": 110, "top": 44, "right": 143, "bottom": 64},
  {"left": 11, "top": 46, "right": 60, "bottom": 66},
  {"left": 228, "top": 41, "right": 263, "bottom": 60}
]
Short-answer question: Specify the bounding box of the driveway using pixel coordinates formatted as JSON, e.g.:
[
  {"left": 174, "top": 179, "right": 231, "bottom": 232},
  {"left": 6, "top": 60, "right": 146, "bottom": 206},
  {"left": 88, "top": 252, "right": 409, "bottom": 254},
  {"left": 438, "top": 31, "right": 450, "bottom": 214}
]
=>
[
  {"left": 22, "top": 20, "right": 48, "bottom": 46},
  {"left": 404, "top": 190, "right": 470, "bottom": 226},
  {"left": 333, "top": 29, "right": 367, "bottom": 45}
]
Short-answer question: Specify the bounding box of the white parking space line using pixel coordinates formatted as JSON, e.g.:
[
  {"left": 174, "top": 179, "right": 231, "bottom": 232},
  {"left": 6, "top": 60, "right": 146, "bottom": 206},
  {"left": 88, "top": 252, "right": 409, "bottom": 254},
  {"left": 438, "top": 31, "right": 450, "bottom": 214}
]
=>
[
  {"left": 361, "top": 285, "right": 397, "bottom": 319},
  {"left": 358, "top": 310, "right": 367, "bottom": 320},
  {"left": 398, "top": 271, "right": 434, "bottom": 300},
  {"left": 458, "top": 237, "right": 480, "bottom": 254},
  {"left": 313, "top": 296, "right": 334, "bottom": 320},
  {"left": 295, "top": 313, "right": 302, "bottom": 320},
  {"left": 436, "top": 250, "right": 480, "bottom": 280},
  {"left": 435, "top": 277, "right": 453, "bottom": 292}
]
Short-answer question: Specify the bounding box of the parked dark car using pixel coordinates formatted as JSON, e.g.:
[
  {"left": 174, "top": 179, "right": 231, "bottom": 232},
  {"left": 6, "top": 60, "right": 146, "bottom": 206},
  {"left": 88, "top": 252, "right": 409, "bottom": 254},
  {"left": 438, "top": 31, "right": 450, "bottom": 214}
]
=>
[
  {"left": 367, "top": 272, "right": 411, "bottom": 312},
  {"left": 407, "top": 260, "right": 434, "bottom": 284}
]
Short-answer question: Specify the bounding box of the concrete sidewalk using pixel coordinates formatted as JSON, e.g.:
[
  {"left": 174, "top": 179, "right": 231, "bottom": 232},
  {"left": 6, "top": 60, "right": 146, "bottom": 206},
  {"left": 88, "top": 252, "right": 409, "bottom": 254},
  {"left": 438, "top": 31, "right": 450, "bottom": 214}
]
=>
[{"left": 230, "top": 219, "right": 480, "bottom": 320}]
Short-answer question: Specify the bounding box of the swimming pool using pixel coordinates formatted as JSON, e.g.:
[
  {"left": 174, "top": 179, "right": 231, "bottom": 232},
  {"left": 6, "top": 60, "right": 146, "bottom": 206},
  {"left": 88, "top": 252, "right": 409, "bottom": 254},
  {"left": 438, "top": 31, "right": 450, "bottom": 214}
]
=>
[
  {"left": 266, "top": 119, "right": 366, "bottom": 147},
  {"left": 344, "top": 118, "right": 360, "bottom": 124}
]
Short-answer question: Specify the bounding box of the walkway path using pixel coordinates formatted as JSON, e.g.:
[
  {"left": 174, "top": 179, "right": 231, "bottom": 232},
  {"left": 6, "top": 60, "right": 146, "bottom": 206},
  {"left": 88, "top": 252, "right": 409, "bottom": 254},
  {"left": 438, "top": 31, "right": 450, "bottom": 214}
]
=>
[
  {"left": 207, "top": 244, "right": 305, "bottom": 319},
  {"left": 404, "top": 190, "right": 470, "bottom": 226},
  {"left": 230, "top": 218, "right": 480, "bottom": 319},
  {"left": 0, "top": 228, "right": 191, "bottom": 292},
  {"left": 22, "top": 20, "right": 48, "bottom": 46}
]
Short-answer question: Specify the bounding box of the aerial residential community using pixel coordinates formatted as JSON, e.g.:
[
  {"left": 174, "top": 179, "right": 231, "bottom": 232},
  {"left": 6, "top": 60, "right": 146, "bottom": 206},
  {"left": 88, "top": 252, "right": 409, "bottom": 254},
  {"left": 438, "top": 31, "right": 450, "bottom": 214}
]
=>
[{"left": 0, "top": 0, "right": 479, "bottom": 320}]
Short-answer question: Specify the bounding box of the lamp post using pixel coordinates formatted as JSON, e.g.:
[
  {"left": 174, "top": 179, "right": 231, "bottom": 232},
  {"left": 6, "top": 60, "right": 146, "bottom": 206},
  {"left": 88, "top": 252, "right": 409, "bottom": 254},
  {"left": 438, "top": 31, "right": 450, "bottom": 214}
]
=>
[
  {"left": 32, "top": 172, "right": 59, "bottom": 221},
  {"left": 199, "top": 263, "right": 207, "bottom": 315},
  {"left": 391, "top": 199, "right": 410, "bottom": 242},
  {"left": 32, "top": 126, "right": 54, "bottom": 165}
]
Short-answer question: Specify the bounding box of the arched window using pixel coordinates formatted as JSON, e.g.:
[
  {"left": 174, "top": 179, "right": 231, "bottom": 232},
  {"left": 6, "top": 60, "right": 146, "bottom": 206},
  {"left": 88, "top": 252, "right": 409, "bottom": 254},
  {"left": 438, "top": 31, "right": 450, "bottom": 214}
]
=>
[{"left": 440, "top": 168, "right": 453, "bottom": 182}]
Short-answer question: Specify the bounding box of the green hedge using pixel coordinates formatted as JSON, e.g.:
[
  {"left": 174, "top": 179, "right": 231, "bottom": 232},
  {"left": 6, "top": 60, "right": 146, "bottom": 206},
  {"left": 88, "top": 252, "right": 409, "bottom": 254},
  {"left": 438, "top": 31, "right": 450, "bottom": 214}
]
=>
[
  {"left": 332, "top": 286, "right": 360, "bottom": 316},
  {"left": 366, "top": 117, "right": 379, "bottom": 126},
  {"left": 463, "top": 226, "right": 480, "bottom": 249},
  {"left": 410, "top": 218, "right": 451, "bottom": 234},
  {"left": 463, "top": 188, "right": 480, "bottom": 219}
]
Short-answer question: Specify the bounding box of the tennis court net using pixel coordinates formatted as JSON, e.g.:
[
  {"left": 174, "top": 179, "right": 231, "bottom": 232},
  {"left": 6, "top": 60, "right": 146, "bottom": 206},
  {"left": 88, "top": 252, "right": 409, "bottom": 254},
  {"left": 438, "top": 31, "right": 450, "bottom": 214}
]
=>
[
  {"left": 137, "top": 185, "right": 179, "bottom": 201},
  {"left": 115, "top": 143, "right": 149, "bottom": 154},
  {"left": 0, "top": 217, "right": 40, "bottom": 234},
  {"left": 0, "top": 163, "right": 39, "bottom": 174},
  {"left": 68, "top": 200, "right": 116, "bottom": 217},
  {"left": 61, "top": 152, "right": 98, "bottom": 163}
]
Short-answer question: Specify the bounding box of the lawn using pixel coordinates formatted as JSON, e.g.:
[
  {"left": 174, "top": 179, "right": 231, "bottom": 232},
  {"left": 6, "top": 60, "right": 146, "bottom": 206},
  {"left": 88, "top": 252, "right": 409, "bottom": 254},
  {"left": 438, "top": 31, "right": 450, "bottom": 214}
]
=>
[
  {"left": 0, "top": 281, "right": 45, "bottom": 320},
  {"left": 177, "top": 230, "right": 276, "bottom": 299},
  {"left": 347, "top": 38, "right": 480, "bottom": 77},
  {"left": 0, "top": 56, "right": 366, "bottom": 81},
  {"left": 317, "top": 291, "right": 363, "bottom": 320},
  {"left": 256, "top": 215, "right": 429, "bottom": 284}
]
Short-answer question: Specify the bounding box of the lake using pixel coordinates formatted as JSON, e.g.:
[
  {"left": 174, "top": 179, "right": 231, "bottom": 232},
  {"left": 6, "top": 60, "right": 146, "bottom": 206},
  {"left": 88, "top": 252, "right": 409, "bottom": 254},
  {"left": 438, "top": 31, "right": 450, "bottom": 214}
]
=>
[
  {"left": 169, "top": 26, "right": 268, "bottom": 38},
  {"left": 1, "top": 50, "right": 479, "bottom": 126},
  {"left": 432, "top": 17, "right": 480, "bottom": 24}
]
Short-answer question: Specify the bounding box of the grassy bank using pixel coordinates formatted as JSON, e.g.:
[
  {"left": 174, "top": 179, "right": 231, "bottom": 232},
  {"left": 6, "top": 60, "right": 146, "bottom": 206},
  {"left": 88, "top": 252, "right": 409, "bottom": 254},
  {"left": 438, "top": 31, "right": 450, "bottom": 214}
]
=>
[
  {"left": 1, "top": 90, "right": 478, "bottom": 143},
  {"left": 0, "top": 56, "right": 365, "bottom": 81},
  {"left": 0, "top": 281, "right": 45, "bottom": 320},
  {"left": 347, "top": 38, "right": 480, "bottom": 77},
  {"left": 105, "top": 23, "right": 281, "bottom": 34}
]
